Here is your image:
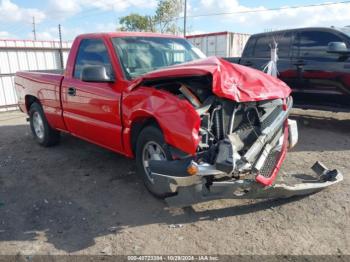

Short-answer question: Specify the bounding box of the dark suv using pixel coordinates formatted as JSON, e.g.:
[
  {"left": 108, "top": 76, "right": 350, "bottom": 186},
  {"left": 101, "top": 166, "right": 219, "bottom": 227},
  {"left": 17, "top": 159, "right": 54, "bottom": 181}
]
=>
[{"left": 227, "top": 27, "right": 350, "bottom": 110}]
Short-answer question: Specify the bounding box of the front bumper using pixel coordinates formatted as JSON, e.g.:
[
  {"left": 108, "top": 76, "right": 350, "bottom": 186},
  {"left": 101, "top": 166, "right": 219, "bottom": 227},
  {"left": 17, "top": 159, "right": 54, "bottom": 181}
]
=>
[{"left": 151, "top": 161, "right": 343, "bottom": 207}]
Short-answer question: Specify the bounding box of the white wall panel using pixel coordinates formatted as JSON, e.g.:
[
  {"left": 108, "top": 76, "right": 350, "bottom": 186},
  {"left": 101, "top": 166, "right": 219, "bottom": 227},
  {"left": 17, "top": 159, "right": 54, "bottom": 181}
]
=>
[
  {"left": 187, "top": 32, "right": 251, "bottom": 58},
  {"left": 0, "top": 76, "right": 16, "bottom": 106},
  {"left": 36, "top": 52, "right": 46, "bottom": 69},
  {"left": 0, "top": 39, "right": 71, "bottom": 110},
  {"left": 63, "top": 51, "right": 69, "bottom": 67},
  {"left": 8, "top": 51, "right": 20, "bottom": 73},
  {"left": 0, "top": 52, "right": 10, "bottom": 74},
  {"left": 27, "top": 51, "right": 38, "bottom": 70},
  {"left": 17, "top": 51, "right": 29, "bottom": 71},
  {"left": 0, "top": 78, "right": 7, "bottom": 106}
]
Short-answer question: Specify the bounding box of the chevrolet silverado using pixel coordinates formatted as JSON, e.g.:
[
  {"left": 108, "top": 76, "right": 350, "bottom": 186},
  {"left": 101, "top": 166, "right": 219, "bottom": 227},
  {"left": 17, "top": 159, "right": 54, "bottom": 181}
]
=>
[{"left": 15, "top": 32, "right": 342, "bottom": 207}]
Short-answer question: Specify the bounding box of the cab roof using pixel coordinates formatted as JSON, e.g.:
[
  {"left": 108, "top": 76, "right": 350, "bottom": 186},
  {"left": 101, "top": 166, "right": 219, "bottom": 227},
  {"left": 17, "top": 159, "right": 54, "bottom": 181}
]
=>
[
  {"left": 251, "top": 27, "right": 345, "bottom": 38},
  {"left": 76, "top": 32, "right": 184, "bottom": 39}
]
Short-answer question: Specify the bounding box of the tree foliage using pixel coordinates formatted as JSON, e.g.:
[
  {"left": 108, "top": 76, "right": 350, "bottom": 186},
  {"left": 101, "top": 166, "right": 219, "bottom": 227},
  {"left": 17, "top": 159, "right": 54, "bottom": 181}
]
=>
[
  {"left": 118, "top": 0, "right": 183, "bottom": 34},
  {"left": 154, "top": 0, "right": 183, "bottom": 34},
  {"left": 119, "top": 13, "right": 154, "bottom": 32}
]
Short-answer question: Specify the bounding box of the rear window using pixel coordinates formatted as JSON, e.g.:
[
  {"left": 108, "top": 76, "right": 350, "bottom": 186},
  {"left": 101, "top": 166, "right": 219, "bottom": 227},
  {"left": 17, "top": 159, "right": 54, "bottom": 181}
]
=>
[
  {"left": 242, "top": 37, "right": 255, "bottom": 57},
  {"left": 74, "top": 38, "right": 113, "bottom": 80},
  {"left": 254, "top": 36, "right": 272, "bottom": 58},
  {"left": 253, "top": 32, "right": 293, "bottom": 59}
]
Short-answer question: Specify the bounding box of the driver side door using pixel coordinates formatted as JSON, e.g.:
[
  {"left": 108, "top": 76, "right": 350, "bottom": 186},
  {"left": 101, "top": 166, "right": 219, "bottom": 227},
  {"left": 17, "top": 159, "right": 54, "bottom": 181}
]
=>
[
  {"left": 61, "top": 38, "right": 123, "bottom": 153},
  {"left": 292, "top": 30, "right": 350, "bottom": 108}
]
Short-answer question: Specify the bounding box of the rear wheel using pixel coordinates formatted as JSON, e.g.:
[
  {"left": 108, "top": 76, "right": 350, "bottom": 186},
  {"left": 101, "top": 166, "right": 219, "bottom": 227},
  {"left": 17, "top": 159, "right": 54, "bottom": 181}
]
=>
[
  {"left": 29, "top": 102, "right": 60, "bottom": 147},
  {"left": 136, "top": 126, "right": 174, "bottom": 199}
]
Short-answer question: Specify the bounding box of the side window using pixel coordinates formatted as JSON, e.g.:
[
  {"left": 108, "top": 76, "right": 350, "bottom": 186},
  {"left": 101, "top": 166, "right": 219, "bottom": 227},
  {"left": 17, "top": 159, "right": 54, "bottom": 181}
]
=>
[
  {"left": 254, "top": 36, "right": 272, "bottom": 58},
  {"left": 277, "top": 32, "right": 293, "bottom": 58},
  {"left": 297, "top": 31, "right": 344, "bottom": 59},
  {"left": 242, "top": 37, "right": 256, "bottom": 57},
  {"left": 254, "top": 33, "right": 293, "bottom": 59},
  {"left": 74, "top": 39, "right": 113, "bottom": 79}
]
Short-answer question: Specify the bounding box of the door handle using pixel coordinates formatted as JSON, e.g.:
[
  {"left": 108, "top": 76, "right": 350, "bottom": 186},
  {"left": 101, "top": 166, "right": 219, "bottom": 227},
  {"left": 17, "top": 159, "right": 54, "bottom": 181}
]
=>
[{"left": 67, "top": 87, "right": 76, "bottom": 96}]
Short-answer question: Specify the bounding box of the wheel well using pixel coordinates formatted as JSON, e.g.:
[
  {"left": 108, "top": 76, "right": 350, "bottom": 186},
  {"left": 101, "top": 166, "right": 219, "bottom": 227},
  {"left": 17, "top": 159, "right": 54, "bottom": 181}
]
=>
[
  {"left": 131, "top": 117, "right": 161, "bottom": 154},
  {"left": 25, "top": 95, "right": 40, "bottom": 112}
]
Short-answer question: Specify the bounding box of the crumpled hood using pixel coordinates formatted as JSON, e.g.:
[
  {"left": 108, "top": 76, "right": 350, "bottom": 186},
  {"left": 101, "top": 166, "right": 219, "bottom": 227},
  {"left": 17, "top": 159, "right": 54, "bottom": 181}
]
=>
[{"left": 130, "top": 56, "right": 291, "bottom": 102}]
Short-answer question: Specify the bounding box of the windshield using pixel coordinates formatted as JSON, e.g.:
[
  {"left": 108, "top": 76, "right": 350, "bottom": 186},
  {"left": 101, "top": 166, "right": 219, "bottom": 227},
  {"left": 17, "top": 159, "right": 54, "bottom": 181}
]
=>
[
  {"left": 112, "top": 36, "right": 206, "bottom": 79},
  {"left": 338, "top": 27, "right": 350, "bottom": 37}
]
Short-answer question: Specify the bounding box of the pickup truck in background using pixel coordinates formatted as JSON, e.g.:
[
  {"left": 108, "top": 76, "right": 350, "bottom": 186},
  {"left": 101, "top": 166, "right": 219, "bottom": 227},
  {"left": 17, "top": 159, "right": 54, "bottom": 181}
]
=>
[
  {"left": 15, "top": 32, "right": 342, "bottom": 207},
  {"left": 225, "top": 27, "right": 350, "bottom": 111}
]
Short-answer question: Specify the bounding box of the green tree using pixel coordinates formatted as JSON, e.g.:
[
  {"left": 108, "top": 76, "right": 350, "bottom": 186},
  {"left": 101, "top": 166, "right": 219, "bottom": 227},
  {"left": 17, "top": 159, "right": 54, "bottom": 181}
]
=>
[
  {"left": 154, "top": 0, "right": 182, "bottom": 34},
  {"left": 118, "top": 0, "right": 183, "bottom": 34},
  {"left": 119, "top": 13, "right": 155, "bottom": 32}
]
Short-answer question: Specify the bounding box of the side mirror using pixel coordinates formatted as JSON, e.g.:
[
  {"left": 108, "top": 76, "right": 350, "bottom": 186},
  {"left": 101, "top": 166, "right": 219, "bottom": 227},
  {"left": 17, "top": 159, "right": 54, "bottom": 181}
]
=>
[
  {"left": 81, "top": 65, "right": 114, "bottom": 83},
  {"left": 327, "top": 42, "right": 350, "bottom": 54}
]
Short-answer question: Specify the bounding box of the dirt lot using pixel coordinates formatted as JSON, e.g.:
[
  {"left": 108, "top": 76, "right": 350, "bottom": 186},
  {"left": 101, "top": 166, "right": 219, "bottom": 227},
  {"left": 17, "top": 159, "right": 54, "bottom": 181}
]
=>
[{"left": 0, "top": 109, "right": 349, "bottom": 256}]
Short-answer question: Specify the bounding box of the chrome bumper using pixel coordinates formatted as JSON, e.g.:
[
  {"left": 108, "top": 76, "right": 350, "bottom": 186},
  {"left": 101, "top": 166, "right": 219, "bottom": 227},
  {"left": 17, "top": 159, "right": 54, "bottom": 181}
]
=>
[
  {"left": 162, "top": 162, "right": 343, "bottom": 207},
  {"left": 150, "top": 158, "right": 343, "bottom": 207}
]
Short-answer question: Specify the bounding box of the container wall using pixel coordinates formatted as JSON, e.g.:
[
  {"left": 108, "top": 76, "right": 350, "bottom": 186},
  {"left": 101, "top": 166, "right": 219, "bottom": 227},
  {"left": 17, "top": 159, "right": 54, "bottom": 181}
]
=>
[
  {"left": 187, "top": 33, "right": 228, "bottom": 57},
  {"left": 227, "top": 33, "right": 251, "bottom": 57},
  {"left": 0, "top": 39, "right": 71, "bottom": 111},
  {"left": 187, "top": 32, "right": 251, "bottom": 58}
]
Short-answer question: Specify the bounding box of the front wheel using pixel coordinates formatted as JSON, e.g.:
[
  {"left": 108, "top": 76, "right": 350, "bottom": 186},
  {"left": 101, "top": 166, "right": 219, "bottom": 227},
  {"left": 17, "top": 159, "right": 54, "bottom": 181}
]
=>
[
  {"left": 29, "top": 103, "right": 60, "bottom": 147},
  {"left": 135, "top": 126, "right": 174, "bottom": 199}
]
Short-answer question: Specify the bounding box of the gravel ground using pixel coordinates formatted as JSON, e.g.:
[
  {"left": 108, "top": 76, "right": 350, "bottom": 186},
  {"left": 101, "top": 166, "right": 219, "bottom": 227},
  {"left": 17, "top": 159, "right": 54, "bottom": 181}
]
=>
[{"left": 0, "top": 109, "right": 349, "bottom": 256}]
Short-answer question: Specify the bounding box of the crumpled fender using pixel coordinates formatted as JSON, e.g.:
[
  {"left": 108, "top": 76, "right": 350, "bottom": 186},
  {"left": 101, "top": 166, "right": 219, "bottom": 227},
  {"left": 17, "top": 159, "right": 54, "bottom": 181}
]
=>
[
  {"left": 122, "top": 87, "right": 201, "bottom": 156},
  {"left": 129, "top": 56, "right": 291, "bottom": 102}
]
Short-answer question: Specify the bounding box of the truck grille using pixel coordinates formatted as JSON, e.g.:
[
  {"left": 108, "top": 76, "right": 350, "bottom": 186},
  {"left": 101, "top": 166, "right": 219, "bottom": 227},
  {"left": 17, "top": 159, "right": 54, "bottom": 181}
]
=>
[
  {"left": 258, "top": 126, "right": 284, "bottom": 178},
  {"left": 259, "top": 150, "right": 280, "bottom": 178},
  {"left": 261, "top": 105, "right": 283, "bottom": 130}
]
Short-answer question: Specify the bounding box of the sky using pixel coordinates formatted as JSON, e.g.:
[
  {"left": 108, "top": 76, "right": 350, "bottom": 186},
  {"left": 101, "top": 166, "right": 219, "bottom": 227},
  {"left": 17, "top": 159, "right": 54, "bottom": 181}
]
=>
[{"left": 1, "top": 0, "right": 350, "bottom": 41}]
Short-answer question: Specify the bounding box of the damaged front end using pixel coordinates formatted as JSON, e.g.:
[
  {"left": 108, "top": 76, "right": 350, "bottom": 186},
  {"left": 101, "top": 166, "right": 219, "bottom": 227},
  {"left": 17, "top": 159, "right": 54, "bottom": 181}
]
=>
[
  {"left": 138, "top": 58, "right": 343, "bottom": 207},
  {"left": 149, "top": 95, "right": 342, "bottom": 207}
]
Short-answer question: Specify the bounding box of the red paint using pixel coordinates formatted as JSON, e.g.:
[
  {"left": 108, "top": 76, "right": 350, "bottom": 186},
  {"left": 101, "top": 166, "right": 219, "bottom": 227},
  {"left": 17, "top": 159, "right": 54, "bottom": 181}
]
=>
[
  {"left": 122, "top": 87, "right": 201, "bottom": 155},
  {"left": 256, "top": 121, "right": 289, "bottom": 186},
  {"left": 132, "top": 57, "right": 291, "bottom": 102},
  {"left": 14, "top": 32, "right": 292, "bottom": 185}
]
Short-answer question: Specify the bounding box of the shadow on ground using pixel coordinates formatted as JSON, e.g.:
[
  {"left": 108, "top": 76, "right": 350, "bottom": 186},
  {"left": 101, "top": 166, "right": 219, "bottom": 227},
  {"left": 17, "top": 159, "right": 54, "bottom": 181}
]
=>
[
  {"left": 289, "top": 113, "right": 350, "bottom": 152},
  {"left": 0, "top": 124, "right": 313, "bottom": 252},
  {"left": 290, "top": 113, "right": 350, "bottom": 133}
]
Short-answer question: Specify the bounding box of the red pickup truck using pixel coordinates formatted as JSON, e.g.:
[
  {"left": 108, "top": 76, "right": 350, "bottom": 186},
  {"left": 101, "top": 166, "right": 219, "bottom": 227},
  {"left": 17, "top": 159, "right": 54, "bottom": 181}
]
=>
[{"left": 15, "top": 32, "right": 342, "bottom": 207}]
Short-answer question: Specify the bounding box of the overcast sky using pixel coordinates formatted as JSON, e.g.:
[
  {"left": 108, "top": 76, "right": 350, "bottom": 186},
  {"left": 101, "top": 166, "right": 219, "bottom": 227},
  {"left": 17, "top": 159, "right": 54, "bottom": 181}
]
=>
[{"left": 1, "top": 0, "right": 350, "bottom": 41}]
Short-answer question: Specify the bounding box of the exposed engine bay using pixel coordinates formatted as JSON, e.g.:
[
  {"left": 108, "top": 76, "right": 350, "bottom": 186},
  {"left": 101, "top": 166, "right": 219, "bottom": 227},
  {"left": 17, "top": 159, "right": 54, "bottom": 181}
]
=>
[
  {"left": 145, "top": 75, "right": 291, "bottom": 181},
  {"left": 144, "top": 75, "right": 342, "bottom": 207}
]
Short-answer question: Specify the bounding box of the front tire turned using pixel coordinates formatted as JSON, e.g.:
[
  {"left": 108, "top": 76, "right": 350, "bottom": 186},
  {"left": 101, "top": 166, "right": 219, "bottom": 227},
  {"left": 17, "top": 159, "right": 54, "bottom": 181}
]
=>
[
  {"left": 135, "top": 126, "right": 175, "bottom": 199},
  {"left": 29, "top": 102, "right": 60, "bottom": 147}
]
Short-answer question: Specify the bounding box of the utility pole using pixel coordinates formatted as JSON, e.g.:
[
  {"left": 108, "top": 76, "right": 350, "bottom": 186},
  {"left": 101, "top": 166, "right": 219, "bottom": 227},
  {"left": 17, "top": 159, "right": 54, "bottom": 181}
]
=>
[
  {"left": 32, "top": 16, "right": 37, "bottom": 41},
  {"left": 58, "top": 24, "right": 64, "bottom": 70},
  {"left": 183, "top": 0, "right": 187, "bottom": 37}
]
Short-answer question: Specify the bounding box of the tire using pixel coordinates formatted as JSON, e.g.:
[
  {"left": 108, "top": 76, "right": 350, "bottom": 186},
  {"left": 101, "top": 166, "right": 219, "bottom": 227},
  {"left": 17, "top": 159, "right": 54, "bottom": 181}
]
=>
[
  {"left": 29, "top": 102, "right": 60, "bottom": 147},
  {"left": 135, "top": 126, "right": 174, "bottom": 199}
]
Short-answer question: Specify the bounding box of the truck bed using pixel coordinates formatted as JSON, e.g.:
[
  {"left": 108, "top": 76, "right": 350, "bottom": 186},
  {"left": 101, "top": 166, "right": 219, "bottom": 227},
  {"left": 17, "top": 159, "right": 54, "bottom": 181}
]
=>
[
  {"left": 15, "top": 70, "right": 66, "bottom": 130},
  {"left": 30, "top": 69, "right": 65, "bottom": 75}
]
